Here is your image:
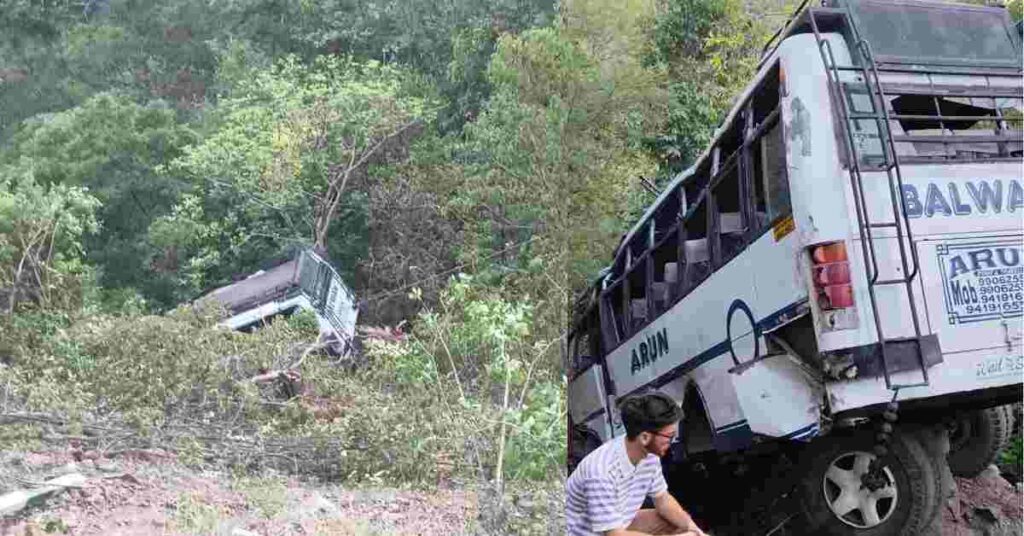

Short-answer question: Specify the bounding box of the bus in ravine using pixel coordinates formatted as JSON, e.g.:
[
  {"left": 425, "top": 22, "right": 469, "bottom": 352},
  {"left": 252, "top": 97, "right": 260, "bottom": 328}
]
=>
[{"left": 565, "top": 1, "right": 1022, "bottom": 534}]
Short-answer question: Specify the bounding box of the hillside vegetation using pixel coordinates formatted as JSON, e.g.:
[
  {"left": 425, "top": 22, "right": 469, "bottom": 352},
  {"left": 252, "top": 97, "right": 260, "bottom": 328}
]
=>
[{"left": 4, "top": 0, "right": 1018, "bottom": 533}]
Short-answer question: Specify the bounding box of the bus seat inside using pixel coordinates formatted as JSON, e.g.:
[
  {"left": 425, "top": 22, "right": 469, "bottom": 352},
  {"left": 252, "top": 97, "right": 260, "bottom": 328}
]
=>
[
  {"left": 719, "top": 212, "right": 746, "bottom": 260},
  {"left": 684, "top": 239, "right": 711, "bottom": 285},
  {"left": 684, "top": 239, "right": 709, "bottom": 263},
  {"left": 720, "top": 212, "right": 744, "bottom": 234},
  {"left": 630, "top": 299, "right": 648, "bottom": 328},
  {"left": 652, "top": 281, "right": 669, "bottom": 304},
  {"left": 665, "top": 262, "right": 679, "bottom": 283}
]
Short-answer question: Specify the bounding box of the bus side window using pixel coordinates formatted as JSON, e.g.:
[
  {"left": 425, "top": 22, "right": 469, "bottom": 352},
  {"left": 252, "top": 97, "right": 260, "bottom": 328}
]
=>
[
  {"left": 626, "top": 236, "right": 649, "bottom": 334},
  {"left": 682, "top": 195, "right": 710, "bottom": 292},
  {"left": 651, "top": 188, "right": 683, "bottom": 315},
  {"left": 712, "top": 161, "right": 744, "bottom": 266},
  {"left": 762, "top": 122, "right": 790, "bottom": 221},
  {"left": 750, "top": 63, "right": 791, "bottom": 230},
  {"left": 602, "top": 284, "right": 624, "bottom": 345},
  {"left": 600, "top": 253, "right": 628, "bottom": 348},
  {"left": 626, "top": 262, "right": 643, "bottom": 334},
  {"left": 587, "top": 310, "right": 603, "bottom": 363}
]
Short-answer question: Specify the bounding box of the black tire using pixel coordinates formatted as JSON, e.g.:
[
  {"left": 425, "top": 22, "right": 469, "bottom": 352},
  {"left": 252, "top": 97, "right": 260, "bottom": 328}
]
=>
[
  {"left": 793, "top": 430, "right": 939, "bottom": 536},
  {"left": 1008, "top": 402, "right": 1022, "bottom": 441},
  {"left": 905, "top": 424, "right": 954, "bottom": 535},
  {"left": 947, "top": 405, "right": 1012, "bottom": 478}
]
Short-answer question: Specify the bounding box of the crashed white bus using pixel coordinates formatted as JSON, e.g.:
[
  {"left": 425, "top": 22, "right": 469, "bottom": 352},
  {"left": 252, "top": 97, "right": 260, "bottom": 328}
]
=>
[{"left": 566, "top": 0, "right": 1022, "bottom": 534}]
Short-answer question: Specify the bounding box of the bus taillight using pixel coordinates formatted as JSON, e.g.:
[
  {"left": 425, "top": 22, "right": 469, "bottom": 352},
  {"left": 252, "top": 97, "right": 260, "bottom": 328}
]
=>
[{"left": 811, "top": 242, "right": 854, "bottom": 310}]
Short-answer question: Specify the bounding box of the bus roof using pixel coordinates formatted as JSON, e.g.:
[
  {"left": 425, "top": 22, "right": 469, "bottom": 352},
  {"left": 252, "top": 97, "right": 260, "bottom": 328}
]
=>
[{"left": 610, "top": 0, "right": 1020, "bottom": 269}]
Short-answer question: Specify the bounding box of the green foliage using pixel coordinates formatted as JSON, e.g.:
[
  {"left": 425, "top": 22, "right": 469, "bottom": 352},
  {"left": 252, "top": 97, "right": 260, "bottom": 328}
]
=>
[
  {"left": 368, "top": 339, "right": 439, "bottom": 386},
  {"left": 0, "top": 305, "right": 309, "bottom": 426},
  {"left": 173, "top": 492, "right": 224, "bottom": 535},
  {"left": 0, "top": 167, "right": 100, "bottom": 313},
  {"left": 413, "top": 22, "right": 663, "bottom": 365},
  {"left": 363, "top": 276, "right": 566, "bottom": 484},
  {"left": 999, "top": 434, "right": 1022, "bottom": 468},
  {"left": 646, "top": 0, "right": 775, "bottom": 171},
  {"left": 286, "top": 308, "right": 321, "bottom": 337},
  {"left": 40, "top": 517, "right": 70, "bottom": 534},
  {"left": 0, "top": 94, "right": 196, "bottom": 307},
  {"left": 176, "top": 436, "right": 206, "bottom": 468},
  {"left": 1004, "top": 0, "right": 1023, "bottom": 22},
  {"left": 0, "top": 423, "right": 44, "bottom": 451},
  {"left": 502, "top": 380, "right": 565, "bottom": 481},
  {"left": 157, "top": 55, "right": 435, "bottom": 297},
  {"left": 0, "top": 0, "right": 85, "bottom": 137},
  {"left": 233, "top": 476, "right": 288, "bottom": 518},
  {"left": 0, "top": 0, "right": 554, "bottom": 143},
  {"left": 652, "top": 82, "right": 720, "bottom": 174}
]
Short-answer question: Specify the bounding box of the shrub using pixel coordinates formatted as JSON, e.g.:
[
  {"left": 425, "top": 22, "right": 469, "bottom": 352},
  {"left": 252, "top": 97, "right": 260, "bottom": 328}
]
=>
[{"left": 363, "top": 275, "right": 567, "bottom": 486}]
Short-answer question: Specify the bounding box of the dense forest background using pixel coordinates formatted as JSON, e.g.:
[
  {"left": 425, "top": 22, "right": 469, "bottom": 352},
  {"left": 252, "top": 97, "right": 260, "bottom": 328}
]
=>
[{"left": 1, "top": 0, "right": 1019, "bottom": 532}]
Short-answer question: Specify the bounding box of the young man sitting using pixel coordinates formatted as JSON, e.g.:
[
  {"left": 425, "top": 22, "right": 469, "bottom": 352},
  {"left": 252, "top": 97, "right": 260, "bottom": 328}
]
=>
[{"left": 566, "top": 392, "right": 709, "bottom": 536}]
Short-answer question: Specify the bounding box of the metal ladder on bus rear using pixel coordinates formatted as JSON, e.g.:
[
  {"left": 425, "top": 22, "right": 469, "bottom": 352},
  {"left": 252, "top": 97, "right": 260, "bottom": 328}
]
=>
[{"left": 807, "top": 5, "right": 930, "bottom": 393}]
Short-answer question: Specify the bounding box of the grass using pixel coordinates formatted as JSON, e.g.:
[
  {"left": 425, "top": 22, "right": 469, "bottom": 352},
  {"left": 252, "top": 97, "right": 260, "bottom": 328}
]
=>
[
  {"left": 233, "top": 475, "right": 289, "bottom": 519},
  {"left": 172, "top": 492, "right": 225, "bottom": 535},
  {"left": 315, "top": 519, "right": 388, "bottom": 536}
]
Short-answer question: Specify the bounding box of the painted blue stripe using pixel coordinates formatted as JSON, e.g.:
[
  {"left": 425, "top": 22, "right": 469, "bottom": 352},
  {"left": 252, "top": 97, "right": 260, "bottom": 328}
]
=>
[
  {"left": 795, "top": 430, "right": 819, "bottom": 441},
  {"left": 756, "top": 299, "right": 810, "bottom": 333},
  {"left": 619, "top": 298, "right": 809, "bottom": 399},
  {"left": 792, "top": 427, "right": 820, "bottom": 442},
  {"left": 715, "top": 419, "right": 749, "bottom": 432},
  {"left": 635, "top": 340, "right": 731, "bottom": 396},
  {"left": 782, "top": 422, "right": 819, "bottom": 440}
]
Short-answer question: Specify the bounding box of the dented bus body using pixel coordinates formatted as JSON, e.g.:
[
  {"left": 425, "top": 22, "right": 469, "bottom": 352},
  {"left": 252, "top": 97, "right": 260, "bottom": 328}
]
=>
[{"left": 567, "top": 1, "right": 1022, "bottom": 534}]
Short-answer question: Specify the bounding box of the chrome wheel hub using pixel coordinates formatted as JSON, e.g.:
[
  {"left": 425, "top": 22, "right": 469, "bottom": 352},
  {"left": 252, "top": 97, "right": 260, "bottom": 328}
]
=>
[{"left": 822, "top": 450, "right": 898, "bottom": 528}]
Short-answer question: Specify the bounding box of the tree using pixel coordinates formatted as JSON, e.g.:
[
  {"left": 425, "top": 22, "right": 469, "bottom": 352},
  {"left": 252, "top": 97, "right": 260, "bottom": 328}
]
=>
[
  {"left": 407, "top": 23, "right": 665, "bottom": 370},
  {"left": 155, "top": 56, "right": 435, "bottom": 299},
  {"left": 0, "top": 166, "right": 100, "bottom": 313},
  {"left": 0, "top": 0, "right": 556, "bottom": 142},
  {"left": 646, "top": 0, "right": 778, "bottom": 173},
  {"left": 0, "top": 94, "right": 196, "bottom": 307}
]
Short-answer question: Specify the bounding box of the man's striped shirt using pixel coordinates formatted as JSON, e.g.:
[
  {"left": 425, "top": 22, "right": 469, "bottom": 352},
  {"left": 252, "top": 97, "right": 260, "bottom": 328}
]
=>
[{"left": 565, "top": 435, "right": 667, "bottom": 535}]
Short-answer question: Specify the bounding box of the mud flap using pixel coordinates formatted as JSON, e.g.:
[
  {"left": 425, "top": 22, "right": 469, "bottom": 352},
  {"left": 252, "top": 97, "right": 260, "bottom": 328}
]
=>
[{"left": 731, "top": 354, "right": 823, "bottom": 440}]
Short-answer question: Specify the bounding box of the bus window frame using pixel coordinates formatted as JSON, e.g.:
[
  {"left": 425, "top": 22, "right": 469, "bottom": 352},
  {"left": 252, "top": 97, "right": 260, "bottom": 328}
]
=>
[{"left": 595, "top": 59, "right": 792, "bottom": 353}]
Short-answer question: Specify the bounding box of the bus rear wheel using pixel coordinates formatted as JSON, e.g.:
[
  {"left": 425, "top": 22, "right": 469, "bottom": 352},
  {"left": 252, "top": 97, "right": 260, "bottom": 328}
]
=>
[
  {"left": 794, "top": 430, "right": 938, "bottom": 536},
  {"left": 947, "top": 405, "right": 1012, "bottom": 478}
]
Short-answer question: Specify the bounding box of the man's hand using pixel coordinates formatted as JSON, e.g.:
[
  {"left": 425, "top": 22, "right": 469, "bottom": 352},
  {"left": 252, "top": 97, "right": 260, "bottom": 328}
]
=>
[
  {"left": 673, "top": 527, "right": 710, "bottom": 536},
  {"left": 652, "top": 492, "right": 709, "bottom": 536}
]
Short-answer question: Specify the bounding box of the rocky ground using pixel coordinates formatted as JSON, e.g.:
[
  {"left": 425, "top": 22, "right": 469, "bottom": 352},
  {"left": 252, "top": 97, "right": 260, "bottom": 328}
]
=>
[
  {"left": 942, "top": 466, "right": 1023, "bottom": 536},
  {"left": 0, "top": 446, "right": 1016, "bottom": 536},
  {"left": 0, "top": 449, "right": 491, "bottom": 536}
]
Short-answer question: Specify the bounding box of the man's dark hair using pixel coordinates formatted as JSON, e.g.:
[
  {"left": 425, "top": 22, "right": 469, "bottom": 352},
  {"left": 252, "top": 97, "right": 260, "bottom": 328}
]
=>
[{"left": 619, "top": 392, "right": 683, "bottom": 439}]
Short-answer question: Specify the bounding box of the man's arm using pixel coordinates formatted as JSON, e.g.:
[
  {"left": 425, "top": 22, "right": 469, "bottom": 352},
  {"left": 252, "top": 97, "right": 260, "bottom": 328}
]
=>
[
  {"left": 652, "top": 491, "right": 707, "bottom": 536},
  {"left": 603, "top": 529, "right": 654, "bottom": 536},
  {"left": 603, "top": 526, "right": 700, "bottom": 536}
]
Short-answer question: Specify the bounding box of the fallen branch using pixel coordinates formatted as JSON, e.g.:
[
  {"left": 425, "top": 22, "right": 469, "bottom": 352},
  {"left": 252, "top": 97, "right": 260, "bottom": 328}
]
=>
[
  {"left": 248, "top": 369, "right": 300, "bottom": 384},
  {"left": 0, "top": 473, "right": 86, "bottom": 516}
]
